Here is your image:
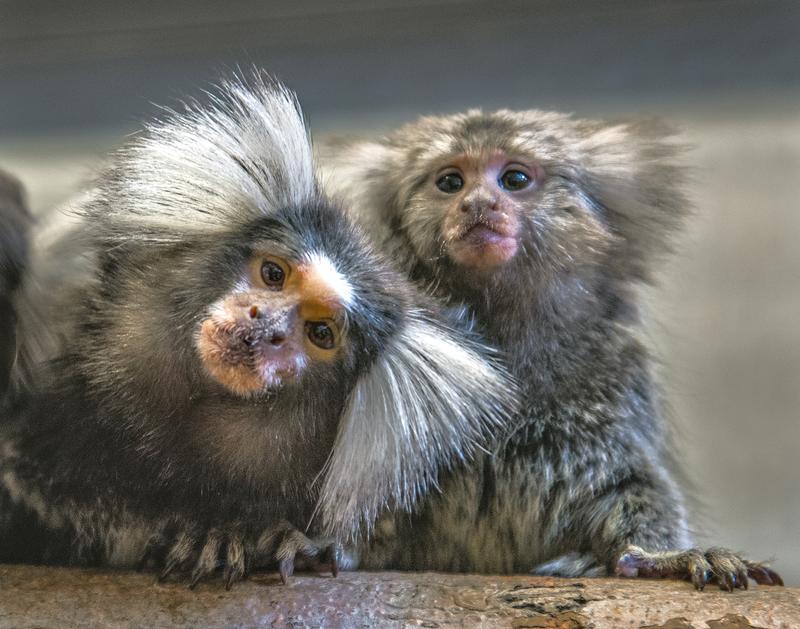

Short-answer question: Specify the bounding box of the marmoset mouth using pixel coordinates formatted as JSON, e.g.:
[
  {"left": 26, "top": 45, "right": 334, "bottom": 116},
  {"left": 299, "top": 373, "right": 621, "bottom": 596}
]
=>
[
  {"left": 462, "top": 222, "right": 513, "bottom": 243},
  {"left": 449, "top": 219, "right": 519, "bottom": 267}
]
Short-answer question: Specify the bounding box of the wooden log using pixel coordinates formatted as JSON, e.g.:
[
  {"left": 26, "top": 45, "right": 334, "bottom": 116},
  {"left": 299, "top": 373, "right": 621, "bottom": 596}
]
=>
[{"left": 0, "top": 565, "right": 796, "bottom": 628}]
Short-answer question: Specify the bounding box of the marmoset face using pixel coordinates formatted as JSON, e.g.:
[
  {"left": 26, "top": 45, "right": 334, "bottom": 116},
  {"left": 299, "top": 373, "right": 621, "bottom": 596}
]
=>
[
  {"left": 197, "top": 250, "right": 351, "bottom": 395},
  {"left": 195, "top": 207, "right": 401, "bottom": 397},
  {"left": 395, "top": 112, "right": 614, "bottom": 288},
  {"left": 431, "top": 152, "right": 544, "bottom": 270}
]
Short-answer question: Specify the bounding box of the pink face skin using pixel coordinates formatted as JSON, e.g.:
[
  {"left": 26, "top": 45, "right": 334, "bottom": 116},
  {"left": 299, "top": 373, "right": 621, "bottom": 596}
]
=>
[{"left": 436, "top": 152, "right": 544, "bottom": 272}]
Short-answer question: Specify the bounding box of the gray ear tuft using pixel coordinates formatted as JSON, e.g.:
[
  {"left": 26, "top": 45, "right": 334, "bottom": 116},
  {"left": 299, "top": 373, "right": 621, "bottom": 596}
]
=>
[
  {"left": 318, "top": 139, "right": 401, "bottom": 246},
  {"left": 316, "top": 311, "right": 517, "bottom": 541},
  {"left": 573, "top": 120, "right": 692, "bottom": 279}
]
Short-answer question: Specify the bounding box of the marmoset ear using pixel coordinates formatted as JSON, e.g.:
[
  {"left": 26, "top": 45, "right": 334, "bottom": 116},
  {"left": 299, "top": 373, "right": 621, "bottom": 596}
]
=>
[
  {"left": 569, "top": 120, "right": 691, "bottom": 281},
  {"left": 315, "top": 311, "right": 518, "bottom": 541},
  {"left": 318, "top": 138, "right": 408, "bottom": 238},
  {"left": 320, "top": 137, "right": 440, "bottom": 272}
]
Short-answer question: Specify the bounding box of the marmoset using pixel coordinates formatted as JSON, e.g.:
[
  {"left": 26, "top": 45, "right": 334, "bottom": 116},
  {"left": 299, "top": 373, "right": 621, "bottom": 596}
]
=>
[
  {"left": 0, "top": 171, "right": 31, "bottom": 397},
  {"left": 320, "top": 110, "right": 783, "bottom": 590},
  {"left": 0, "top": 79, "right": 516, "bottom": 587}
]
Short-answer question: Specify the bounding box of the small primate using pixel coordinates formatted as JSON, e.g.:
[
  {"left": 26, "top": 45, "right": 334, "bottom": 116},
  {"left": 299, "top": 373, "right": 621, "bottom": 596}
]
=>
[
  {"left": 320, "top": 110, "right": 783, "bottom": 590},
  {"left": 0, "top": 171, "right": 31, "bottom": 397},
  {"left": 0, "top": 79, "right": 515, "bottom": 587}
]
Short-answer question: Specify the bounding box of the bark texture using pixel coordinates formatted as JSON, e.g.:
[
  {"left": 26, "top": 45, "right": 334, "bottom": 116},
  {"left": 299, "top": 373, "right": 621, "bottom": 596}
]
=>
[{"left": 0, "top": 566, "right": 798, "bottom": 628}]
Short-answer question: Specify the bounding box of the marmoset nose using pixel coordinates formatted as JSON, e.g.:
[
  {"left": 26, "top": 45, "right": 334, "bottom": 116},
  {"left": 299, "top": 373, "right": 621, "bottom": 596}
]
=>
[
  {"left": 460, "top": 192, "right": 498, "bottom": 215},
  {"left": 242, "top": 302, "right": 297, "bottom": 350},
  {"left": 269, "top": 332, "right": 286, "bottom": 347}
]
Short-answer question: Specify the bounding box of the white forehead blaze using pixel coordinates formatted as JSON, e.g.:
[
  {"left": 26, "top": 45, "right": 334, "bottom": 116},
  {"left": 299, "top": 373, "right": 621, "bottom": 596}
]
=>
[{"left": 304, "top": 251, "right": 355, "bottom": 307}]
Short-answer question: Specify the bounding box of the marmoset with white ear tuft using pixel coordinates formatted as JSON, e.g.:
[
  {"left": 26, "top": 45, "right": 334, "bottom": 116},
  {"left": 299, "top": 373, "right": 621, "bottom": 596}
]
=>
[
  {"left": 320, "top": 110, "right": 783, "bottom": 591},
  {"left": 0, "top": 78, "right": 516, "bottom": 588}
]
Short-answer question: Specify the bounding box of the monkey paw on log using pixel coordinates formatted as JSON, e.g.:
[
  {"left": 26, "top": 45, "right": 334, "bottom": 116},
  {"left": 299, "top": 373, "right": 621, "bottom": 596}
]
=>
[{"left": 0, "top": 75, "right": 516, "bottom": 588}]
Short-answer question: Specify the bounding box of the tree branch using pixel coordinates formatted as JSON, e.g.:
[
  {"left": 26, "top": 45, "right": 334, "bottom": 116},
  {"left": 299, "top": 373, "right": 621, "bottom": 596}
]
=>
[{"left": 0, "top": 565, "right": 796, "bottom": 628}]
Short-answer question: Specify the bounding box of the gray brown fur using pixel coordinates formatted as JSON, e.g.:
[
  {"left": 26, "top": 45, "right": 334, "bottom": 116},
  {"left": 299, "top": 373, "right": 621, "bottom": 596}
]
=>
[
  {"left": 0, "top": 170, "right": 31, "bottom": 396},
  {"left": 319, "top": 109, "right": 782, "bottom": 589}
]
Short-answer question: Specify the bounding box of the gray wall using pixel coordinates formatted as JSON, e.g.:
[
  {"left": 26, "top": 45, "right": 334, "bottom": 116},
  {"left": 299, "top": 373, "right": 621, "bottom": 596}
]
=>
[{"left": 1, "top": 0, "right": 799, "bottom": 584}]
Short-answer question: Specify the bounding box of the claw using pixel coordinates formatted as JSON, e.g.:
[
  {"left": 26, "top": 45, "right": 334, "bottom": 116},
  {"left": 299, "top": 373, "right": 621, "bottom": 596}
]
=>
[
  {"left": 747, "top": 564, "right": 783, "bottom": 586},
  {"left": 138, "top": 531, "right": 167, "bottom": 573},
  {"left": 158, "top": 531, "right": 196, "bottom": 582},
  {"left": 718, "top": 572, "right": 734, "bottom": 592},
  {"left": 330, "top": 544, "right": 339, "bottom": 578},
  {"left": 279, "top": 557, "right": 294, "bottom": 584},
  {"left": 318, "top": 543, "right": 340, "bottom": 578},
  {"left": 749, "top": 567, "right": 773, "bottom": 585},
  {"left": 704, "top": 547, "right": 776, "bottom": 593},
  {"left": 690, "top": 565, "right": 707, "bottom": 590},
  {"left": 738, "top": 568, "right": 749, "bottom": 590},
  {"left": 224, "top": 535, "right": 245, "bottom": 590},
  {"left": 243, "top": 553, "right": 255, "bottom": 579},
  {"left": 188, "top": 530, "right": 222, "bottom": 590},
  {"left": 223, "top": 566, "right": 235, "bottom": 590},
  {"left": 756, "top": 569, "right": 772, "bottom": 585},
  {"left": 611, "top": 544, "right": 781, "bottom": 594},
  {"left": 137, "top": 545, "right": 154, "bottom": 573},
  {"left": 159, "top": 557, "right": 179, "bottom": 582},
  {"left": 145, "top": 521, "right": 337, "bottom": 587}
]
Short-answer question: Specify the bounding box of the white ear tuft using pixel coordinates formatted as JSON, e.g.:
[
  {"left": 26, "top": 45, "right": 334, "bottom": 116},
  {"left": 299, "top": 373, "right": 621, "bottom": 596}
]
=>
[
  {"left": 316, "top": 311, "right": 517, "bottom": 541},
  {"left": 89, "top": 73, "right": 316, "bottom": 242}
]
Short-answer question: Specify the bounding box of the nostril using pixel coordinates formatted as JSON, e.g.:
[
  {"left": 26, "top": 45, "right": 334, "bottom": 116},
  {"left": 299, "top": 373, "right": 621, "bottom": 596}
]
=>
[
  {"left": 269, "top": 333, "right": 286, "bottom": 347},
  {"left": 460, "top": 203, "right": 471, "bottom": 213},
  {"left": 249, "top": 305, "right": 259, "bottom": 319}
]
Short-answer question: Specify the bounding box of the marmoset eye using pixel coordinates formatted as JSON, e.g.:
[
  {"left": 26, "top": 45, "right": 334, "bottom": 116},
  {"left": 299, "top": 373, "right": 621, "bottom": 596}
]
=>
[
  {"left": 261, "top": 261, "right": 286, "bottom": 289},
  {"left": 499, "top": 170, "right": 531, "bottom": 191},
  {"left": 436, "top": 173, "right": 464, "bottom": 194},
  {"left": 306, "top": 321, "right": 335, "bottom": 349}
]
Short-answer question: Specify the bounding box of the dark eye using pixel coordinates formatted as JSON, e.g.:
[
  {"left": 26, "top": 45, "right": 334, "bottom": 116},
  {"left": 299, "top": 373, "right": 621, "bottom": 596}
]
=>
[
  {"left": 435, "top": 173, "right": 464, "bottom": 194},
  {"left": 306, "top": 321, "right": 335, "bottom": 350},
  {"left": 261, "top": 261, "right": 285, "bottom": 290},
  {"left": 499, "top": 170, "right": 531, "bottom": 191}
]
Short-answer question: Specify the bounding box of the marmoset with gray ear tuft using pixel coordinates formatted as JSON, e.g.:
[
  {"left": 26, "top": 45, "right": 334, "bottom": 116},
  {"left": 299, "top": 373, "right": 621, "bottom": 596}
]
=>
[
  {"left": 0, "top": 78, "right": 516, "bottom": 588},
  {"left": 320, "top": 110, "right": 783, "bottom": 591}
]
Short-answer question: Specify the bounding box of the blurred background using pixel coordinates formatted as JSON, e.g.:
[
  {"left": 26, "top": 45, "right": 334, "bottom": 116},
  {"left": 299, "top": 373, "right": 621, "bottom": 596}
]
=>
[{"left": 1, "top": 0, "right": 798, "bottom": 584}]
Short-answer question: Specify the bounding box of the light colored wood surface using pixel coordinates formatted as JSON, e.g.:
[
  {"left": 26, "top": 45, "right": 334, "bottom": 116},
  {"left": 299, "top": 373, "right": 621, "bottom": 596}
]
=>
[{"left": 0, "top": 565, "right": 798, "bottom": 628}]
